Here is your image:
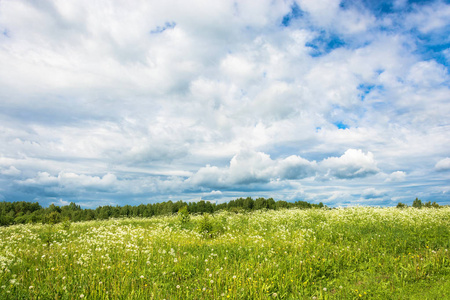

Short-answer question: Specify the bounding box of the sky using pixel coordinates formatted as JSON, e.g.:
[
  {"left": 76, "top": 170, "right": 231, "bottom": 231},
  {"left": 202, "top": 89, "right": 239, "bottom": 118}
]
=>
[{"left": 0, "top": 0, "right": 449, "bottom": 208}]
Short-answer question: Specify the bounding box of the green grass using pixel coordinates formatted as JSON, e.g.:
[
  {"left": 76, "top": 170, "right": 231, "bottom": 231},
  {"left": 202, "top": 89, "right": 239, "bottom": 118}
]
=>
[{"left": 1, "top": 207, "right": 449, "bottom": 299}]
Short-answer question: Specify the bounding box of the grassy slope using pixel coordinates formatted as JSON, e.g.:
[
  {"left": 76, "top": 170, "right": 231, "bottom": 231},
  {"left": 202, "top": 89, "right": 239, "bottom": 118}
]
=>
[{"left": 1, "top": 207, "right": 449, "bottom": 299}]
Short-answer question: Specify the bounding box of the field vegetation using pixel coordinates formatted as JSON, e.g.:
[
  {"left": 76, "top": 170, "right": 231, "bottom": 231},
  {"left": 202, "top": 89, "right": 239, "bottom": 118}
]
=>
[{"left": 1, "top": 204, "right": 449, "bottom": 299}]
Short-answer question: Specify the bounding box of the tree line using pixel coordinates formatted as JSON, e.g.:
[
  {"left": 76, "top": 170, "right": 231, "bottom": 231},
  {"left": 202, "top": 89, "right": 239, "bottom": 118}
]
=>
[
  {"left": 0, "top": 197, "right": 325, "bottom": 226},
  {"left": 396, "top": 198, "right": 441, "bottom": 209}
]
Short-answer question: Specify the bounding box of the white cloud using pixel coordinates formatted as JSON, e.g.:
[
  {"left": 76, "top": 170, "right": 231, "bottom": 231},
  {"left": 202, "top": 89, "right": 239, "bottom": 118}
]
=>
[
  {"left": 435, "top": 158, "right": 450, "bottom": 171},
  {"left": 362, "top": 188, "right": 386, "bottom": 199},
  {"left": 386, "top": 171, "right": 406, "bottom": 182},
  {"left": 320, "top": 149, "right": 379, "bottom": 180},
  {"left": 189, "top": 149, "right": 381, "bottom": 189},
  {"left": 275, "top": 155, "right": 317, "bottom": 180},
  {"left": 406, "top": 1, "right": 450, "bottom": 33},
  {"left": 0, "top": 166, "right": 21, "bottom": 176},
  {"left": 52, "top": 198, "right": 70, "bottom": 207},
  {"left": 202, "top": 190, "right": 223, "bottom": 200},
  {"left": 19, "top": 172, "right": 117, "bottom": 191},
  {"left": 406, "top": 61, "right": 448, "bottom": 88},
  {"left": 228, "top": 150, "right": 274, "bottom": 184},
  {"left": 58, "top": 172, "right": 117, "bottom": 189},
  {"left": 188, "top": 165, "right": 228, "bottom": 189},
  {"left": 188, "top": 150, "right": 317, "bottom": 189},
  {"left": 22, "top": 172, "right": 59, "bottom": 186}
]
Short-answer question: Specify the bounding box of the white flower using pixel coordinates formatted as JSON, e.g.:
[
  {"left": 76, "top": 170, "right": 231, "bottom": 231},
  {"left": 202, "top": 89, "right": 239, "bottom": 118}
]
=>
[
  {"left": 80, "top": 294, "right": 84, "bottom": 298},
  {"left": 176, "top": 285, "right": 180, "bottom": 289},
  {"left": 140, "top": 275, "right": 144, "bottom": 279}
]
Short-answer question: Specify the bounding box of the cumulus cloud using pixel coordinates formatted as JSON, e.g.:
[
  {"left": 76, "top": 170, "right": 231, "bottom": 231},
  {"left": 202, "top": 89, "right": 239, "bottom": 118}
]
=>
[
  {"left": 435, "top": 158, "right": 450, "bottom": 171},
  {"left": 189, "top": 149, "right": 381, "bottom": 190},
  {"left": 320, "top": 149, "right": 379, "bottom": 180},
  {"left": 188, "top": 150, "right": 317, "bottom": 189},
  {"left": 188, "top": 165, "right": 228, "bottom": 189},
  {"left": 386, "top": 171, "right": 406, "bottom": 182},
  {"left": 276, "top": 155, "right": 317, "bottom": 180},
  {"left": 228, "top": 151, "right": 275, "bottom": 184}
]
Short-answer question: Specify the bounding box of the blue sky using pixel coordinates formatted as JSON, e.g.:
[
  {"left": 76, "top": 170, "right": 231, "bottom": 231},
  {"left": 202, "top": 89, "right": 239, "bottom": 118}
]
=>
[{"left": 0, "top": 0, "right": 449, "bottom": 208}]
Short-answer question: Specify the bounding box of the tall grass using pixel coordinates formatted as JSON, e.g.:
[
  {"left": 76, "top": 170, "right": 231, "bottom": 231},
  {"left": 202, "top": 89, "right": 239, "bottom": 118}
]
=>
[{"left": 1, "top": 207, "right": 449, "bottom": 299}]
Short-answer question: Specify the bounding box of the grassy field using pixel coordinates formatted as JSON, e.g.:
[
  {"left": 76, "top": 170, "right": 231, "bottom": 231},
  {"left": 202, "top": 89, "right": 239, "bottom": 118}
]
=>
[{"left": 1, "top": 207, "right": 449, "bottom": 299}]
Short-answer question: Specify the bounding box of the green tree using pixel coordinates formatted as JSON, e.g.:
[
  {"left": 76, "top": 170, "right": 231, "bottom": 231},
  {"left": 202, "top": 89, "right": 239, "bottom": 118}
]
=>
[
  {"left": 276, "top": 200, "right": 289, "bottom": 209},
  {"left": 243, "top": 197, "right": 254, "bottom": 210},
  {"left": 178, "top": 206, "right": 190, "bottom": 224},
  {"left": 396, "top": 202, "right": 407, "bottom": 208},
  {"left": 254, "top": 198, "right": 268, "bottom": 210},
  {"left": 43, "top": 211, "right": 61, "bottom": 225},
  {"left": 412, "top": 198, "right": 422, "bottom": 208},
  {"left": 431, "top": 201, "right": 440, "bottom": 208}
]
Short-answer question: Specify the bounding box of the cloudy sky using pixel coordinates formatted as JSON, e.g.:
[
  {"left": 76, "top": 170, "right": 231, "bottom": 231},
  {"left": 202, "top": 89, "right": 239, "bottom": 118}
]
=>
[{"left": 0, "top": 0, "right": 449, "bottom": 208}]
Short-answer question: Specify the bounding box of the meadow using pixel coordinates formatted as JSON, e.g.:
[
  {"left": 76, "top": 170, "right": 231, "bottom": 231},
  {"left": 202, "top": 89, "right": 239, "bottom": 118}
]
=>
[{"left": 1, "top": 207, "right": 449, "bottom": 299}]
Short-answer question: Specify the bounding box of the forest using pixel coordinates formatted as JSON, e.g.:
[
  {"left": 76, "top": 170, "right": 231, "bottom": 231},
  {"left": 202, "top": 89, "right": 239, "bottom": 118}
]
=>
[{"left": 0, "top": 197, "right": 324, "bottom": 226}]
